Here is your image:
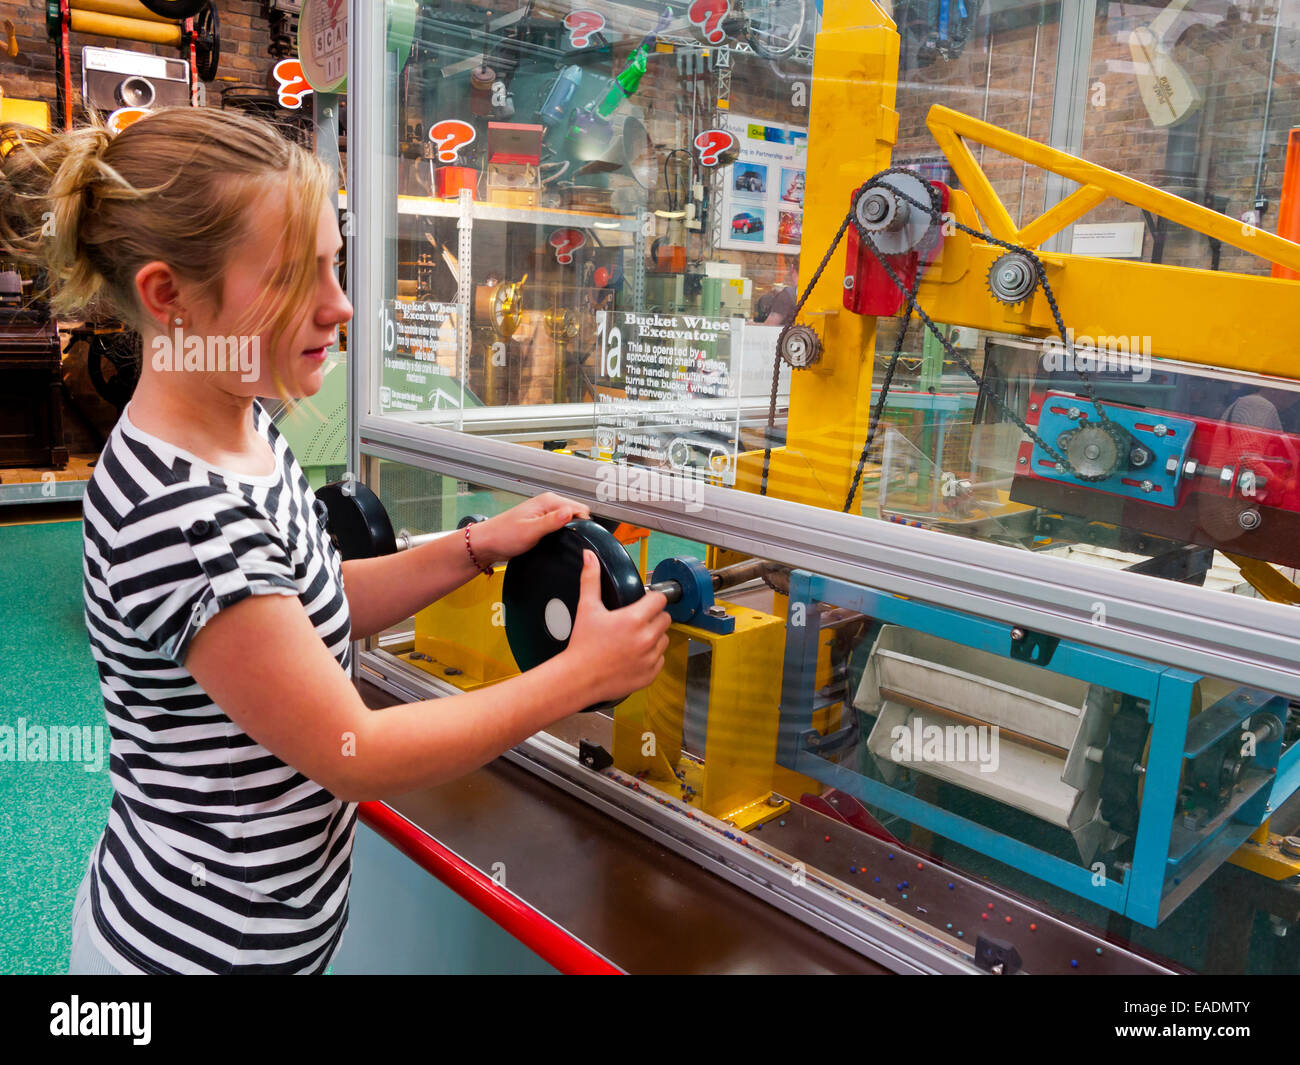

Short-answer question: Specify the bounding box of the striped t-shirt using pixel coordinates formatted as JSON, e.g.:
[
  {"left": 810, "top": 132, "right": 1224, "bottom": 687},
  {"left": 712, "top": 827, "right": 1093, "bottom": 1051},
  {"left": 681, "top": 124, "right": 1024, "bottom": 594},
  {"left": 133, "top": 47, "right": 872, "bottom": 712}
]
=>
[{"left": 80, "top": 398, "right": 356, "bottom": 974}]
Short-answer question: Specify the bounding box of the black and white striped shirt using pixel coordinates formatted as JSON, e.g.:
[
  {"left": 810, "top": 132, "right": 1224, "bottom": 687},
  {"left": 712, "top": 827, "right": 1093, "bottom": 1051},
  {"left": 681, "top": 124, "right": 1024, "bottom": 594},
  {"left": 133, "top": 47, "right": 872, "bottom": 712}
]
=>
[{"left": 80, "top": 398, "right": 356, "bottom": 974}]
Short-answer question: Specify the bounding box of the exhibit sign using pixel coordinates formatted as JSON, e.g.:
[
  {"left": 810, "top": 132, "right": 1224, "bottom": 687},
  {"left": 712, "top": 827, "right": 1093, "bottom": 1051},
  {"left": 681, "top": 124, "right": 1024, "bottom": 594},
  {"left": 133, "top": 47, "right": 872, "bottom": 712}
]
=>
[
  {"left": 593, "top": 310, "right": 744, "bottom": 486},
  {"left": 717, "top": 113, "right": 808, "bottom": 254}
]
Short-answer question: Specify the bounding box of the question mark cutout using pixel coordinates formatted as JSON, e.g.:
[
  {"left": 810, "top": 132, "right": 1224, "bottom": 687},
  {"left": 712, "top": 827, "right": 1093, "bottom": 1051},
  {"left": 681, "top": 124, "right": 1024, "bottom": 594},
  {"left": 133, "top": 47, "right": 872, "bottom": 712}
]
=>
[
  {"left": 429, "top": 119, "right": 477, "bottom": 164},
  {"left": 693, "top": 129, "right": 736, "bottom": 168},
  {"left": 272, "top": 59, "right": 314, "bottom": 109},
  {"left": 688, "top": 0, "right": 729, "bottom": 45},
  {"left": 563, "top": 10, "right": 605, "bottom": 48},
  {"left": 549, "top": 228, "right": 587, "bottom": 265}
]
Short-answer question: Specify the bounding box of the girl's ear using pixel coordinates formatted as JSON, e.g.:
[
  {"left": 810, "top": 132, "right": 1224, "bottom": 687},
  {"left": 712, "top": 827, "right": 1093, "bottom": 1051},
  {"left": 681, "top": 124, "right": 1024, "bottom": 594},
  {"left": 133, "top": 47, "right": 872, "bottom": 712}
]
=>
[{"left": 135, "top": 261, "right": 183, "bottom": 330}]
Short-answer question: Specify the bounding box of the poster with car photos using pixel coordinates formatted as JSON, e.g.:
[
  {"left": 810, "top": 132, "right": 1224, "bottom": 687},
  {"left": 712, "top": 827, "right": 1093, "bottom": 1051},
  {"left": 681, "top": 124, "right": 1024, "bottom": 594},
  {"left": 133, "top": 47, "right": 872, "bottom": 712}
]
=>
[{"left": 717, "top": 113, "right": 807, "bottom": 254}]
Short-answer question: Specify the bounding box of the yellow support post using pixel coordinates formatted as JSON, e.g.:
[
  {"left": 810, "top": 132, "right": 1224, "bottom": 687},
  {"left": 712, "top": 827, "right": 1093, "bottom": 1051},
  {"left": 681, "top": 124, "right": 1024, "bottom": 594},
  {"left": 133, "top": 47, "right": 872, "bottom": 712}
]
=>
[{"left": 765, "top": 0, "right": 900, "bottom": 512}]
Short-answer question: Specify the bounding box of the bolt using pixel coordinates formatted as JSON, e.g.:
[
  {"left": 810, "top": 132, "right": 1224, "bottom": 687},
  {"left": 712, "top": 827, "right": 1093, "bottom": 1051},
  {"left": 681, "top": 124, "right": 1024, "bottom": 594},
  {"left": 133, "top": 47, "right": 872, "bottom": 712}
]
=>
[
  {"left": 705, "top": 605, "right": 728, "bottom": 618},
  {"left": 1054, "top": 463, "right": 1066, "bottom": 473},
  {"left": 1281, "top": 836, "right": 1300, "bottom": 858},
  {"left": 1166, "top": 457, "right": 1180, "bottom": 476},
  {"left": 1153, "top": 423, "right": 1168, "bottom": 436},
  {"left": 1010, "top": 627, "right": 1026, "bottom": 641},
  {"left": 862, "top": 194, "right": 889, "bottom": 222},
  {"left": 1238, "top": 508, "right": 1262, "bottom": 531},
  {"left": 1140, "top": 480, "right": 1154, "bottom": 493},
  {"left": 1067, "top": 407, "right": 1082, "bottom": 420},
  {"left": 1084, "top": 444, "right": 1101, "bottom": 460},
  {"left": 766, "top": 795, "right": 783, "bottom": 807},
  {"left": 1028, "top": 403, "right": 1038, "bottom": 412},
  {"left": 843, "top": 276, "right": 854, "bottom": 289},
  {"left": 445, "top": 666, "right": 463, "bottom": 676},
  {"left": 1018, "top": 456, "right": 1028, "bottom": 465}
]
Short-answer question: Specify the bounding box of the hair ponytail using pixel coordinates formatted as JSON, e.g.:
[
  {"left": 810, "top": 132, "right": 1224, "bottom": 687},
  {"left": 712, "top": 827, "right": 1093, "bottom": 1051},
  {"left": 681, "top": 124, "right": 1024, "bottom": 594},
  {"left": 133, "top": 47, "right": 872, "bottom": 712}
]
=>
[{"left": 1, "top": 113, "right": 138, "bottom": 319}]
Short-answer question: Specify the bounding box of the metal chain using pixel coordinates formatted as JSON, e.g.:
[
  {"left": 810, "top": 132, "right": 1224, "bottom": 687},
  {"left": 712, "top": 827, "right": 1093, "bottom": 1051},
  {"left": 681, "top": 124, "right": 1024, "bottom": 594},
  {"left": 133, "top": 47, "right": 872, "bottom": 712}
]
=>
[
  {"left": 761, "top": 165, "right": 1121, "bottom": 499},
  {"left": 882, "top": 180, "right": 1114, "bottom": 429},
  {"left": 842, "top": 172, "right": 947, "bottom": 512},
  {"left": 859, "top": 220, "right": 1076, "bottom": 472}
]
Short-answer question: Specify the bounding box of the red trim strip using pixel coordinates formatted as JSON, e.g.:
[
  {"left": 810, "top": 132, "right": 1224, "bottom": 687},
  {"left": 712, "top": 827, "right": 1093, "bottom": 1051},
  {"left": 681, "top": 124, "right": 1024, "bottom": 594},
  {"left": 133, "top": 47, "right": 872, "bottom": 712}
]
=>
[{"left": 358, "top": 801, "right": 623, "bottom": 975}]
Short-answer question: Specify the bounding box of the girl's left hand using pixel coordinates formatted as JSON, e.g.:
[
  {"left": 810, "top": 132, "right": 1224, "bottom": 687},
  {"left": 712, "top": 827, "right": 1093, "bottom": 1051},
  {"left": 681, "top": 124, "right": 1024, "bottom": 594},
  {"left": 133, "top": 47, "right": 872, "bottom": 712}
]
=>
[{"left": 471, "top": 493, "right": 591, "bottom": 565}]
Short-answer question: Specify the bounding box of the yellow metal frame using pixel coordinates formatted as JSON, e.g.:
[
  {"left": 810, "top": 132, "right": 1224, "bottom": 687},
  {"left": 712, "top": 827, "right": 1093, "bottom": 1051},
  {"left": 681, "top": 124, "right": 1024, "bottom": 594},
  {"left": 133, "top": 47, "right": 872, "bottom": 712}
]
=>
[
  {"left": 612, "top": 603, "right": 788, "bottom": 829},
  {"left": 413, "top": 566, "right": 516, "bottom": 690},
  {"left": 917, "top": 104, "right": 1300, "bottom": 376}
]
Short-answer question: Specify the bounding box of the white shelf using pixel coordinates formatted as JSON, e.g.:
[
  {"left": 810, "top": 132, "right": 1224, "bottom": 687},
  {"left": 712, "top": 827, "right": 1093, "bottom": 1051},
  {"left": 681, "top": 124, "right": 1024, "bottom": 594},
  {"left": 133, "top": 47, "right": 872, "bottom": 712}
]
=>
[{"left": 338, "top": 191, "right": 637, "bottom": 232}]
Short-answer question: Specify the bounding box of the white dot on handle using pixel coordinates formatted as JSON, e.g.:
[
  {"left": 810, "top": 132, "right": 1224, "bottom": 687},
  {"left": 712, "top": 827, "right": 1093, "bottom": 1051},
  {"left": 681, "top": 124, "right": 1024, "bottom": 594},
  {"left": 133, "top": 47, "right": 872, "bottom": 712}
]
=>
[{"left": 544, "top": 598, "right": 573, "bottom": 642}]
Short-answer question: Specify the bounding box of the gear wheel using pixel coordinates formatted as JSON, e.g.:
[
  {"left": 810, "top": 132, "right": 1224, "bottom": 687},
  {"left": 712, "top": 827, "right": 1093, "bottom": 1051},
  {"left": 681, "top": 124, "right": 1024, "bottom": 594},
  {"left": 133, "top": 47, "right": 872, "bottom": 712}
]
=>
[
  {"left": 1099, "top": 696, "right": 1151, "bottom": 838},
  {"left": 777, "top": 324, "right": 821, "bottom": 369},
  {"left": 1057, "top": 421, "right": 1130, "bottom": 482},
  {"left": 986, "top": 251, "right": 1038, "bottom": 306},
  {"left": 851, "top": 172, "right": 937, "bottom": 256},
  {"left": 759, "top": 563, "right": 791, "bottom": 595}
]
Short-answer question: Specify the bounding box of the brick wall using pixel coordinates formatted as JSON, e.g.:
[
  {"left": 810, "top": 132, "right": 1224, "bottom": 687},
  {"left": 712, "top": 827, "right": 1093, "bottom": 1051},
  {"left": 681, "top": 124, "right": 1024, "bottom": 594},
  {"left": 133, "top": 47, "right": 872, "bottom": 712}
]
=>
[{"left": 0, "top": 0, "right": 281, "bottom": 114}]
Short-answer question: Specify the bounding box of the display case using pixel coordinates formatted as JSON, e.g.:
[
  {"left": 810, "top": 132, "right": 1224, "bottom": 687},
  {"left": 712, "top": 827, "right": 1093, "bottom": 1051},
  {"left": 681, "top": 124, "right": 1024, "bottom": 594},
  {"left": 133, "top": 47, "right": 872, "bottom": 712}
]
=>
[{"left": 342, "top": 0, "right": 1300, "bottom": 974}]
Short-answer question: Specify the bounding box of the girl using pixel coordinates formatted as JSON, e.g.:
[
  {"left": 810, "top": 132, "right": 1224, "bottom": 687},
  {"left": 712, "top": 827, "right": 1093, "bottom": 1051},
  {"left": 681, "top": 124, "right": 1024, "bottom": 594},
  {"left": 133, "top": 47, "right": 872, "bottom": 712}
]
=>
[{"left": 0, "top": 107, "right": 669, "bottom": 975}]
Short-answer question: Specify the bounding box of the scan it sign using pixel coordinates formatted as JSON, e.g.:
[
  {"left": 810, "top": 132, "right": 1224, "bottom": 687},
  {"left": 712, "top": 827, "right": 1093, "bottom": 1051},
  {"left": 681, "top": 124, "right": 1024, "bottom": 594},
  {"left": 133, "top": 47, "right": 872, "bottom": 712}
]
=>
[{"left": 298, "top": 0, "right": 348, "bottom": 93}]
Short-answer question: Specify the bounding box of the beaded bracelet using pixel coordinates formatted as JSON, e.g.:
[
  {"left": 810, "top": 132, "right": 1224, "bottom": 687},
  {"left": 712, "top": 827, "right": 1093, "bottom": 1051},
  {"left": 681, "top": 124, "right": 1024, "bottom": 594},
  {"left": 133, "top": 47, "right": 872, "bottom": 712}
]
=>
[{"left": 465, "top": 524, "right": 492, "bottom": 576}]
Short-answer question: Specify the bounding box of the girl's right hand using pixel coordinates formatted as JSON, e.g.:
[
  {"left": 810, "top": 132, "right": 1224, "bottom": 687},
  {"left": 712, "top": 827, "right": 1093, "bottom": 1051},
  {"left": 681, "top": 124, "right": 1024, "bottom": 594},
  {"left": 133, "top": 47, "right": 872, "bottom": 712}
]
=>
[{"left": 562, "top": 550, "right": 671, "bottom": 706}]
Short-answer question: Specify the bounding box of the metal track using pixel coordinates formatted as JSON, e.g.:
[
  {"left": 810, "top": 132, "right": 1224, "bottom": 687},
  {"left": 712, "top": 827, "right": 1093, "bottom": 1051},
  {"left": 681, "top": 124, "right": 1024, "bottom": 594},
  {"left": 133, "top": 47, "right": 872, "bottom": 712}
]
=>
[{"left": 358, "top": 649, "right": 979, "bottom": 973}]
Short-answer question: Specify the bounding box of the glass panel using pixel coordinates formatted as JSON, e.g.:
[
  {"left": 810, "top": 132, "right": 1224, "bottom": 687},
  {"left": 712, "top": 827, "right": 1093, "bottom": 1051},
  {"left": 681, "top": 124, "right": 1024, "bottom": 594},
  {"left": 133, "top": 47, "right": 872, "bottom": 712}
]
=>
[
  {"left": 361, "top": 453, "right": 1300, "bottom": 972},
  {"left": 366, "top": 1, "right": 1300, "bottom": 617}
]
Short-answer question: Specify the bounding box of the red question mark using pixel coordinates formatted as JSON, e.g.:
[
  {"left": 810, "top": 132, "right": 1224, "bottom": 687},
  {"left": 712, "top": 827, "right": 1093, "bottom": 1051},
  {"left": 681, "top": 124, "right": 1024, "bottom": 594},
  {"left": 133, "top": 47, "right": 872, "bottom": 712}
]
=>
[
  {"left": 549, "top": 228, "right": 587, "bottom": 265},
  {"left": 272, "top": 59, "right": 313, "bottom": 109},
  {"left": 429, "top": 119, "right": 476, "bottom": 164},
  {"left": 693, "top": 129, "right": 736, "bottom": 168},
  {"left": 563, "top": 10, "right": 605, "bottom": 48},
  {"left": 688, "top": 0, "right": 729, "bottom": 45}
]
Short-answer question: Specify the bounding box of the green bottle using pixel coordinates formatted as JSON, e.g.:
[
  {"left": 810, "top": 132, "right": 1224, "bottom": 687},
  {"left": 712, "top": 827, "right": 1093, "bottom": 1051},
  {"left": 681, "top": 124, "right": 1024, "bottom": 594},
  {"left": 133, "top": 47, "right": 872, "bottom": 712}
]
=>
[{"left": 597, "top": 44, "right": 649, "bottom": 118}]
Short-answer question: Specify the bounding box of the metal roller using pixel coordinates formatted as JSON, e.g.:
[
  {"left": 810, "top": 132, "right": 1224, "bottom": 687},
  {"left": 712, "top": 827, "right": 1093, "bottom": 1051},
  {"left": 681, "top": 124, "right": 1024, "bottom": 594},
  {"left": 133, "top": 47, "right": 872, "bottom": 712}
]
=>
[
  {"left": 72, "top": 0, "right": 180, "bottom": 25},
  {"left": 69, "top": 10, "right": 183, "bottom": 44}
]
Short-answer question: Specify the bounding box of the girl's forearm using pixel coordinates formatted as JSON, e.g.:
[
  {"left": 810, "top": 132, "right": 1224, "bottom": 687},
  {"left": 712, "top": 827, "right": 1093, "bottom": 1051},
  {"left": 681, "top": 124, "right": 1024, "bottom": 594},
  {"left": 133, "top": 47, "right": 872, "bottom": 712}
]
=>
[
  {"left": 340, "top": 530, "right": 493, "bottom": 639},
  {"left": 337, "top": 650, "right": 590, "bottom": 800}
]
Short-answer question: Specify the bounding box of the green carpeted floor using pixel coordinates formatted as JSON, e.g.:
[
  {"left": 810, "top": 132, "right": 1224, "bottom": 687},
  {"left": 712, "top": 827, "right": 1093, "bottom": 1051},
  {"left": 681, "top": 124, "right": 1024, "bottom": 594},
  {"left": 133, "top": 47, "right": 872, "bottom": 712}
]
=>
[{"left": 0, "top": 517, "right": 111, "bottom": 975}]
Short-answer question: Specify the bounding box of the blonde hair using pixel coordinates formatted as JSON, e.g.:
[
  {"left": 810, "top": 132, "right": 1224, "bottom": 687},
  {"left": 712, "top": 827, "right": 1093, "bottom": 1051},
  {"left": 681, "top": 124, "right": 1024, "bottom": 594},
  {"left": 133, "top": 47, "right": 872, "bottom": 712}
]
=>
[{"left": 0, "top": 106, "right": 331, "bottom": 394}]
